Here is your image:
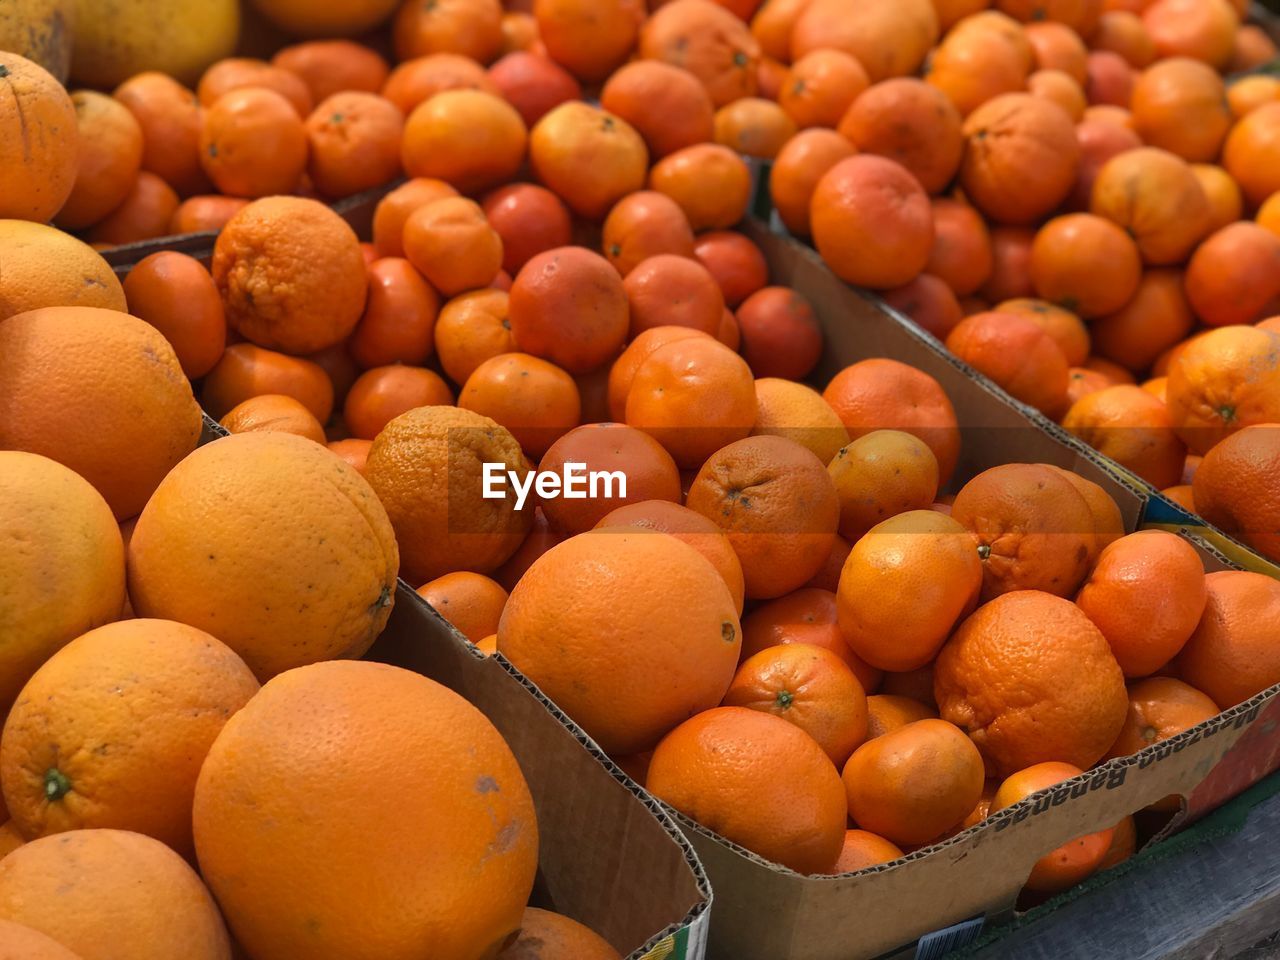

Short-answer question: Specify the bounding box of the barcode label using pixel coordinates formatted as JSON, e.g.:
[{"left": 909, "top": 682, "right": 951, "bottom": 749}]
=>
[{"left": 914, "top": 916, "right": 985, "bottom": 960}]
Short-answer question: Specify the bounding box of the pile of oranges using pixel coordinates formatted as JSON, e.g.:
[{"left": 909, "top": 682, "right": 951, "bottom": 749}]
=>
[{"left": 3, "top": 0, "right": 1280, "bottom": 955}]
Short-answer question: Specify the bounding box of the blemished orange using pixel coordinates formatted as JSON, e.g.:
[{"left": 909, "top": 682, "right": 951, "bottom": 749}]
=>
[
  {"left": 0, "top": 52, "right": 78, "bottom": 222},
  {"left": 0, "top": 306, "right": 201, "bottom": 521},
  {"left": 194, "top": 660, "right": 537, "bottom": 960},
  {"left": 843, "top": 719, "right": 985, "bottom": 847},
  {"left": 0, "top": 918, "right": 83, "bottom": 959},
  {"left": 686, "top": 436, "right": 840, "bottom": 600},
  {"left": 751, "top": 378, "right": 850, "bottom": 467},
  {"left": 824, "top": 829, "right": 905, "bottom": 875},
  {"left": 54, "top": 90, "right": 144, "bottom": 231},
  {"left": 945, "top": 311, "right": 1071, "bottom": 415},
  {"left": 304, "top": 91, "right": 404, "bottom": 199},
  {"left": 460, "top": 352, "right": 581, "bottom": 458},
  {"left": 995, "top": 299, "right": 1089, "bottom": 368},
  {"left": 1194, "top": 424, "right": 1280, "bottom": 564},
  {"left": 1031, "top": 214, "right": 1142, "bottom": 319},
  {"left": 391, "top": 0, "right": 504, "bottom": 63},
  {"left": 1165, "top": 326, "right": 1280, "bottom": 455},
  {"left": 838, "top": 78, "right": 964, "bottom": 196},
  {"left": 402, "top": 197, "right": 503, "bottom": 297},
  {"left": 779, "top": 49, "right": 869, "bottom": 130},
  {"left": 866, "top": 695, "right": 938, "bottom": 740},
  {"left": 1131, "top": 58, "right": 1230, "bottom": 163},
  {"left": 1105, "top": 677, "right": 1220, "bottom": 759},
  {"left": 837, "top": 511, "right": 983, "bottom": 673},
  {"left": 648, "top": 143, "right": 753, "bottom": 232},
  {"left": 624, "top": 254, "right": 725, "bottom": 338},
  {"left": 123, "top": 251, "right": 226, "bottom": 379},
  {"left": 113, "top": 72, "right": 211, "bottom": 198},
  {"left": 1076, "top": 531, "right": 1208, "bottom": 677},
  {"left": 827, "top": 431, "right": 939, "bottom": 541},
  {"left": 539, "top": 424, "right": 682, "bottom": 535},
  {"left": 416, "top": 571, "right": 509, "bottom": 643},
  {"left": 823, "top": 358, "right": 961, "bottom": 485},
  {"left": 509, "top": 246, "right": 630, "bottom": 375},
  {"left": 272, "top": 40, "right": 391, "bottom": 103},
  {"left": 129, "top": 432, "right": 399, "bottom": 681},
  {"left": 402, "top": 90, "right": 527, "bottom": 194},
  {"left": 498, "top": 531, "right": 741, "bottom": 755},
  {"left": 639, "top": 0, "right": 761, "bottom": 107},
  {"left": 221, "top": 394, "right": 327, "bottom": 444},
  {"left": 202, "top": 343, "right": 334, "bottom": 423},
  {"left": 810, "top": 154, "right": 934, "bottom": 290},
  {"left": 1090, "top": 147, "right": 1212, "bottom": 266},
  {"left": 530, "top": 102, "right": 648, "bottom": 220},
  {"left": 594, "top": 500, "right": 746, "bottom": 614},
  {"left": 0, "top": 620, "right": 258, "bottom": 858},
  {"left": 599, "top": 60, "right": 715, "bottom": 160},
  {"left": 199, "top": 88, "right": 307, "bottom": 198},
  {"left": 0, "top": 829, "right": 231, "bottom": 960},
  {"left": 646, "top": 706, "right": 847, "bottom": 874},
  {"left": 366, "top": 406, "right": 531, "bottom": 583},
  {"left": 1176, "top": 571, "right": 1280, "bottom": 708},
  {"left": 723, "top": 643, "right": 869, "bottom": 766},
  {"left": 343, "top": 365, "right": 455, "bottom": 441},
  {"left": 951, "top": 464, "right": 1099, "bottom": 601},
  {"left": 991, "top": 762, "right": 1114, "bottom": 893},
  {"left": 1062, "top": 385, "right": 1188, "bottom": 490},
  {"left": 739, "top": 588, "right": 882, "bottom": 693},
  {"left": 625, "top": 336, "right": 758, "bottom": 469},
  {"left": 935, "top": 591, "right": 1129, "bottom": 777},
  {"left": 434, "top": 289, "right": 517, "bottom": 385},
  {"left": 769, "top": 129, "right": 857, "bottom": 238},
  {"left": 497, "top": 908, "right": 621, "bottom": 960},
  {"left": 0, "top": 452, "right": 125, "bottom": 717}
]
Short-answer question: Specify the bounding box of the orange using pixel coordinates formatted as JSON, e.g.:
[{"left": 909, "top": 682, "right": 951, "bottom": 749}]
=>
[
  {"left": 202, "top": 343, "right": 334, "bottom": 423},
  {"left": 737, "top": 287, "right": 824, "bottom": 381},
  {"left": 539, "top": 424, "right": 682, "bottom": 534},
  {"left": 482, "top": 183, "right": 573, "bottom": 277},
  {"left": 811, "top": 155, "right": 933, "bottom": 290},
  {"left": 928, "top": 200, "right": 994, "bottom": 299},
  {"left": 927, "top": 19, "right": 1031, "bottom": 119},
  {"left": 1194, "top": 424, "right": 1280, "bottom": 564},
  {"left": 0, "top": 919, "right": 82, "bottom": 959},
  {"left": 402, "top": 90, "right": 527, "bottom": 194},
  {"left": 0, "top": 307, "right": 201, "bottom": 521},
  {"left": 1184, "top": 223, "right": 1280, "bottom": 328},
  {"left": 169, "top": 195, "right": 248, "bottom": 234},
  {"left": 123, "top": 251, "right": 226, "bottom": 379},
  {"left": 594, "top": 500, "right": 746, "bottom": 613},
  {"left": 459, "top": 352, "right": 579, "bottom": 457},
  {"left": 1230, "top": 23, "right": 1279, "bottom": 72},
  {"left": 199, "top": 88, "right": 307, "bottom": 198},
  {"left": 607, "top": 327, "right": 713, "bottom": 421},
  {"left": 194, "top": 660, "right": 536, "bottom": 960},
  {"left": 213, "top": 196, "right": 368, "bottom": 355},
  {"left": 843, "top": 719, "right": 985, "bottom": 847},
  {"left": 624, "top": 254, "right": 725, "bottom": 338},
  {"left": 0, "top": 620, "right": 257, "bottom": 857},
  {"left": 1031, "top": 214, "right": 1142, "bottom": 319},
  {"left": 779, "top": 49, "right": 869, "bottom": 130},
  {"left": 1105, "top": 676, "right": 1220, "bottom": 759},
  {"left": 724, "top": 643, "right": 868, "bottom": 765},
  {"left": 535, "top": 0, "right": 645, "bottom": 83},
  {"left": 600, "top": 60, "right": 715, "bottom": 160},
  {"left": 1176, "top": 571, "right": 1280, "bottom": 707},
  {"left": 1131, "top": 58, "right": 1230, "bottom": 163},
  {"left": 960, "top": 93, "right": 1079, "bottom": 227},
  {"left": 349, "top": 258, "right": 439, "bottom": 370},
  {"left": 113, "top": 72, "right": 211, "bottom": 198},
  {"left": 0, "top": 220, "right": 125, "bottom": 322},
  {"left": 343, "top": 365, "right": 454, "bottom": 441},
  {"left": 328, "top": 438, "right": 371, "bottom": 475},
  {"left": 1076, "top": 530, "right": 1208, "bottom": 677},
  {"left": 951, "top": 464, "right": 1099, "bottom": 602},
  {"left": 946, "top": 311, "right": 1071, "bottom": 415},
  {"left": 55, "top": 90, "right": 143, "bottom": 231},
  {"left": 866, "top": 695, "right": 937, "bottom": 739},
  {"left": 1193, "top": 163, "right": 1244, "bottom": 233},
  {"left": 882, "top": 274, "right": 964, "bottom": 340},
  {"left": 646, "top": 706, "right": 846, "bottom": 873},
  {"left": 1025, "top": 21, "right": 1088, "bottom": 82},
  {"left": 83, "top": 170, "right": 179, "bottom": 247},
  {"left": 1071, "top": 117, "right": 1143, "bottom": 211},
  {"left": 713, "top": 97, "right": 796, "bottom": 160},
  {"left": 0, "top": 52, "right": 78, "bottom": 222},
  {"left": 1090, "top": 148, "right": 1211, "bottom": 267},
  {"left": 839, "top": 79, "right": 965, "bottom": 195},
  {"left": 981, "top": 227, "right": 1037, "bottom": 304},
  {"left": 991, "top": 762, "right": 1114, "bottom": 893},
  {"left": 640, "top": 0, "right": 761, "bottom": 107},
  {"left": 1051, "top": 466, "right": 1125, "bottom": 557},
  {"left": 822, "top": 358, "right": 960, "bottom": 484},
  {"left": 827, "top": 431, "right": 939, "bottom": 540},
  {"left": 434, "top": 288, "right": 516, "bottom": 384},
  {"left": 648, "top": 143, "right": 752, "bottom": 232},
  {"left": 1166, "top": 326, "right": 1280, "bottom": 455},
  {"left": 402, "top": 197, "right": 503, "bottom": 298},
  {"left": 935, "top": 591, "right": 1129, "bottom": 776},
  {"left": 750, "top": 0, "right": 813, "bottom": 62},
  {"left": 371, "top": 177, "right": 459, "bottom": 258},
  {"left": 392, "top": 0, "right": 504, "bottom": 63},
  {"left": 1063, "top": 385, "right": 1187, "bottom": 489},
  {"left": 130, "top": 432, "right": 397, "bottom": 681},
  {"left": 686, "top": 436, "right": 839, "bottom": 599},
  {"left": 769, "top": 128, "right": 857, "bottom": 237},
  {"left": 1066, "top": 367, "right": 1114, "bottom": 408},
  {"left": 739, "top": 587, "right": 881, "bottom": 692},
  {"left": 382, "top": 54, "right": 498, "bottom": 116},
  {"left": 1090, "top": 269, "right": 1194, "bottom": 375},
  {"left": 694, "top": 231, "right": 768, "bottom": 309},
  {"left": 488, "top": 51, "right": 583, "bottom": 129},
  {"left": 220, "top": 394, "right": 326, "bottom": 443},
  {"left": 509, "top": 247, "right": 629, "bottom": 374},
  {"left": 824, "top": 830, "right": 904, "bottom": 875},
  {"left": 995, "top": 299, "right": 1089, "bottom": 368},
  {"left": 791, "top": 0, "right": 938, "bottom": 82},
  {"left": 625, "top": 336, "right": 758, "bottom": 469},
  {"left": 197, "top": 58, "right": 312, "bottom": 116},
  {"left": 601, "top": 191, "right": 695, "bottom": 277},
  {"left": 751, "top": 378, "right": 849, "bottom": 466},
  {"left": 0, "top": 829, "right": 230, "bottom": 959},
  {"left": 416, "top": 571, "right": 509, "bottom": 643},
  {"left": 1229, "top": 75, "right": 1280, "bottom": 120},
  {"left": 272, "top": 40, "right": 390, "bottom": 103},
  {"left": 304, "top": 92, "right": 404, "bottom": 200},
  {"left": 500, "top": 530, "right": 741, "bottom": 753},
  {"left": 1086, "top": 50, "right": 1136, "bottom": 108},
  {"left": 530, "top": 102, "right": 647, "bottom": 220},
  {"left": 1142, "top": 0, "right": 1238, "bottom": 70},
  {"left": 0, "top": 452, "right": 125, "bottom": 717},
  {"left": 1092, "top": 11, "right": 1157, "bottom": 67},
  {"left": 837, "top": 510, "right": 983, "bottom": 672},
  {"left": 498, "top": 909, "right": 620, "bottom": 960}
]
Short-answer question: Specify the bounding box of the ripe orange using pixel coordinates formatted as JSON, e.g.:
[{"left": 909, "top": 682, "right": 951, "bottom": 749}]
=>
[
  {"left": 482, "top": 183, "right": 573, "bottom": 276},
  {"left": 1143, "top": 0, "right": 1238, "bottom": 69},
  {"left": 739, "top": 587, "right": 881, "bottom": 692},
  {"left": 694, "top": 231, "right": 769, "bottom": 309},
  {"left": 946, "top": 311, "right": 1071, "bottom": 415},
  {"left": 170, "top": 194, "right": 248, "bottom": 233},
  {"left": 1194, "top": 424, "right": 1280, "bottom": 564},
  {"left": 791, "top": 0, "right": 939, "bottom": 82},
  {"left": 304, "top": 91, "right": 404, "bottom": 199},
  {"left": 199, "top": 88, "right": 307, "bottom": 198},
  {"left": 416, "top": 571, "right": 509, "bottom": 643},
  {"left": 195, "top": 660, "right": 536, "bottom": 960},
  {"left": 1105, "top": 677, "right": 1220, "bottom": 759},
  {"left": 342, "top": 365, "right": 454, "bottom": 441},
  {"left": 769, "top": 128, "right": 858, "bottom": 238},
  {"left": 824, "top": 830, "right": 905, "bottom": 875},
  {"left": 640, "top": 0, "right": 761, "bottom": 107},
  {"left": 202, "top": 343, "right": 334, "bottom": 423},
  {"left": 1131, "top": 58, "right": 1230, "bottom": 163},
  {"left": 838, "top": 78, "right": 964, "bottom": 195},
  {"left": 1192, "top": 163, "right": 1244, "bottom": 233},
  {"left": 927, "top": 200, "right": 994, "bottom": 299},
  {"left": 843, "top": 719, "right": 985, "bottom": 847},
  {"left": 751, "top": 378, "right": 849, "bottom": 467},
  {"left": 403, "top": 196, "right": 503, "bottom": 297},
  {"left": 1166, "top": 326, "right": 1280, "bottom": 455},
  {"left": 827, "top": 431, "right": 939, "bottom": 540},
  {"left": 1091, "top": 270, "right": 1194, "bottom": 375},
  {"left": 391, "top": 0, "right": 504, "bottom": 63},
  {"left": 402, "top": 89, "right": 527, "bottom": 194},
  {"left": 0, "top": 52, "right": 78, "bottom": 222},
  {"left": 122, "top": 251, "right": 226, "bottom": 379},
  {"left": 55, "top": 90, "right": 144, "bottom": 231},
  {"left": 646, "top": 706, "right": 847, "bottom": 874},
  {"left": 648, "top": 143, "right": 752, "bottom": 232},
  {"left": 197, "top": 58, "right": 313, "bottom": 116},
  {"left": 737, "top": 287, "right": 825, "bottom": 381},
  {"left": 837, "top": 511, "right": 983, "bottom": 673},
  {"left": 273, "top": 40, "right": 390, "bottom": 103},
  {"left": 499, "top": 531, "right": 741, "bottom": 754},
  {"left": 113, "top": 71, "right": 210, "bottom": 198},
  {"left": 866, "top": 695, "right": 938, "bottom": 739},
  {"left": 1226, "top": 103, "right": 1280, "bottom": 206},
  {"left": 1031, "top": 214, "right": 1142, "bottom": 319},
  {"left": 327, "top": 438, "right": 371, "bottom": 475},
  {"left": 599, "top": 60, "right": 715, "bottom": 159},
  {"left": 1090, "top": 147, "right": 1212, "bottom": 266},
  {"left": 1062, "top": 385, "right": 1187, "bottom": 490},
  {"left": 1185, "top": 223, "right": 1280, "bottom": 328},
  {"left": 714, "top": 97, "right": 797, "bottom": 160},
  {"left": 434, "top": 288, "right": 516, "bottom": 385},
  {"left": 935, "top": 591, "right": 1129, "bottom": 776},
  {"left": 1175, "top": 571, "right": 1280, "bottom": 707},
  {"left": 220, "top": 394, "right": 327, "bottom": 444},
  {"left": 488, "top": 51, "right": 582, "bottom": 128},
  {"left": 535, "top": 0, "right": 644, "bottom": 83},
  {"left": 0, "top": 919, "right": 82, "bottom": 959},
  {"left": 348, "top": 258, "right": 439, "bottom": 370},
  {"left": 529, "top": 102, "right": 648, "bottom": 220},
  {"left": 498, "top": 908, "right": 621, "bottom": 960},
  {"left": 459, "top": 352, "right": 580, "bottom": 457},
  {"left": 778, "top": 49, "right": 869, "bottom": 130}
]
